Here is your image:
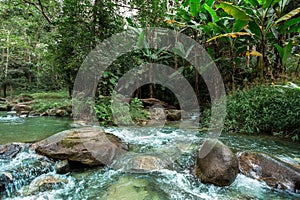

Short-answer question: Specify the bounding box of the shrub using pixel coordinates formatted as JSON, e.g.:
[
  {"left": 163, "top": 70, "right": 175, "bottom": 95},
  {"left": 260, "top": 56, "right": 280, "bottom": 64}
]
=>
[
  {"left": 94, "top": 96, "right": 149, "bottom": 126},
  {"left": 130, "top": 97, "right": 149, "bottom": 123},
  {"left": 30, "top": 91, "right": 71, "bottom": 113},
  {"left": 200, "top": 85, "right": 300, "bottom": 141},
  {"left": 94, "top": 97, "right": 114, "bottom": 126},
  {"left": 225, "top": 85, "right": 300, "bottom": 141}
]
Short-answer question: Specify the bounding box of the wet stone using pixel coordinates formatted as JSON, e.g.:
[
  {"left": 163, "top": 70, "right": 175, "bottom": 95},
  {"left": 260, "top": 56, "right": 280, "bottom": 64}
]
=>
[{"left": 0, "top": 143, "right": 22, "bottom": 160}]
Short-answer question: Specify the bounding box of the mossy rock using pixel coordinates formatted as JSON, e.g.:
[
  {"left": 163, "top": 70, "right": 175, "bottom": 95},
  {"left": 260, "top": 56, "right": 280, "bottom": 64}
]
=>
[
  {"left": 102, "top": 176, "right": 169, "bottom": 200},
  {"left": 34, "top": 127, "right": 128, "bottom": 167}
]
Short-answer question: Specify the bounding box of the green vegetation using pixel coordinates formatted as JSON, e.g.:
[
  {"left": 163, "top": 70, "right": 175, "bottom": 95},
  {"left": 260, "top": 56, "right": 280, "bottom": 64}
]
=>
[
  {"left": 95, "top": 97, "right": 149, "bottom": 126},
  {"left": 30, "top": 91, "right": 71, "bottom": 113},
  {"left": 226, "top": 85, "right": 300, "bottom": 140},
  {"left": 201, "top": 83, "right": 300, "bottom": 141},
  {"left": 0, "top": 0, "right": 299, "bottom": 140}
]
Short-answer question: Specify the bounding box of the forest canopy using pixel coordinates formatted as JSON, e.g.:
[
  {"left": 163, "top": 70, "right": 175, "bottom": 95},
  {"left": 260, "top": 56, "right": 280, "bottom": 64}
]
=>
[{"left": 0, "top": 0, "right": 299, "bottom": 99}]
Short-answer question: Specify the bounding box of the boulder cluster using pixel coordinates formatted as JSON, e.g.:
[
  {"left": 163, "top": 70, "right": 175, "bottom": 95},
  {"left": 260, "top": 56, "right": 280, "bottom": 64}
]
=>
[{"left": 1, "top": 127, "right": 299, "bottom": 194}]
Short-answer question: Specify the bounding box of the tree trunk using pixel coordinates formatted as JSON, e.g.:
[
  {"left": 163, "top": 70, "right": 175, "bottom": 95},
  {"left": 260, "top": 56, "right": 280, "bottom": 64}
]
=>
[
  {"left": 67, "top": 69, "right": 73, "bottom": 98},
  {"left": 246, "top": 41, "right": 250, "bottom": 70},
  {"left": 1, "top": 48, "right": 4, "bottom": 97},
  {"left": 230, "top": 43, "right": 236, "bottom": 90},
  {"left": 260, "top": 28, "right": 267, "bottom": 80},
  {"left": 194, "top": 31, "right": 199, "bottom": 100},
  {"left": 3, "top": 84, "right": 7, "bottom": 99},
  {"left": 174, "top": 32, "right": 178, "bottom": 71},
  {"left": 275, "top": 33, "right": 284, "bottom": 78},
  {"left": 296, "top": 56, "right": 300, "bottom": 77},
  {"left": 9, "top": 84, "right": 13, "bottom": 98},
  {"left": 149, "top": 64, "right": 154, "bottom": 98},
  {"left": 4, "top": 32, "right": 10, "bottom": 98}
]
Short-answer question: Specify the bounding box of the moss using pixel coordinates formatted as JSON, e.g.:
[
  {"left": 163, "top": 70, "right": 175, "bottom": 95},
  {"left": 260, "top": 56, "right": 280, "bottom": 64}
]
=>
[{"left": 59, "top": 139, "right": 80, "bottom": 148}]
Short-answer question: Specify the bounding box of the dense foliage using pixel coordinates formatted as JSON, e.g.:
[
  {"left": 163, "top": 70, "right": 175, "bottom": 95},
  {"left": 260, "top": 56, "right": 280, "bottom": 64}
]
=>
[
  {"left": 0, "top": 0, "right": 299, "bottom": 139},
  {"left": 95, "top": 97, "right": 149, "bottom": 126},
  {"left": 201, "top": 84, "right": 300, "bottom": 141},
  {"left": 30, "top": 91, "right": 71, "bottom": 114}
]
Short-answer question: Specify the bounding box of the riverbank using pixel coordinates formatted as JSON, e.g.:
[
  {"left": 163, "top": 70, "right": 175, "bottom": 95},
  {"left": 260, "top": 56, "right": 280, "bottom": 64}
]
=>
[
  {"left": 0, "top": 91, "right": 72, "bottom": 117},
  {"left": 1, "top": 83, "right": 299, "bottom": 142}
]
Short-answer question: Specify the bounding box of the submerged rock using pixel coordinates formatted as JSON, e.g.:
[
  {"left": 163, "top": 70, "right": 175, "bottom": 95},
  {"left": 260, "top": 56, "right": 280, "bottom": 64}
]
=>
[
  {"left": 102, "top": 176, "right": 169, "bottom": 200},
  {"left": 55, "top": 160, "right": 70, "bottom": 174},
  {"left": 21, "top": 173, "right": 69, "bottom": 196},
  {"left": 34, "top": 127, "right": 128, "bottom": 166},
  {"left": 238, "top": 151, "right": 300, "bottom": 193},
  {"left": 112, "top": 153, "right": 171, "bottom": 173},
  {"left": 195, "top": 139, "right": 239, "bottom": 186},
  {"left": 0, "top": 143, "right": 22, "bottom": 159}
]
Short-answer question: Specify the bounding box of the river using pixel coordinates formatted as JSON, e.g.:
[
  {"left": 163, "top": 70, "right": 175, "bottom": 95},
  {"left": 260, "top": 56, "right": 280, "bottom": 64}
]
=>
[{"left": 0, "top": 112, "right": 299, "bottom": 199}]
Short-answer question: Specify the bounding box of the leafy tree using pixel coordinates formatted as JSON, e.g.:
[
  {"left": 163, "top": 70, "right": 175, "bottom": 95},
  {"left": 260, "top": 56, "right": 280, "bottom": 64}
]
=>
[{"left": 218, "top": 1, "right": 300, "bottom": 79}]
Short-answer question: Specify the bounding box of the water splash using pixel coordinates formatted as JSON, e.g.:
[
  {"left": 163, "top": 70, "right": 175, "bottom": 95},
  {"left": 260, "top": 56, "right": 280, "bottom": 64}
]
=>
[
  {"left": 0, "top": 115, "right": 24, "bottom": 124},
  {"left": 0, "top": 149, "right": 55, "bottom": 198}
]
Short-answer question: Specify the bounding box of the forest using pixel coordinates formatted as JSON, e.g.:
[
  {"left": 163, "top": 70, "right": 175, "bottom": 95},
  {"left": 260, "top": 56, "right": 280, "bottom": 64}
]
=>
[
  {"left": 0, "top": 0, "right": 300, "bottom": 140},
  {"left": 1, "top": 0, "right": 300, "bottom": 199}
]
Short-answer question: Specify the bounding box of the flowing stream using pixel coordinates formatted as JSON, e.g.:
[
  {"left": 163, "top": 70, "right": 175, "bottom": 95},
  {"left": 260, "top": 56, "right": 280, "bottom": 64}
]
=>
[{"left": 0, "top": 113, "right": 300, "bottom": 199}]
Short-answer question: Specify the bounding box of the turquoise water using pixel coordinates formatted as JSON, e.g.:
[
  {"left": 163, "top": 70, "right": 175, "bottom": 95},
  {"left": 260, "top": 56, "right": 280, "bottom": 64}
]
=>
[
  {"left": 0, "top": 114, "right": 299, "bottom": 199},
  {"left": 0, "top": 112, "right": 72, "bottom": 144}
]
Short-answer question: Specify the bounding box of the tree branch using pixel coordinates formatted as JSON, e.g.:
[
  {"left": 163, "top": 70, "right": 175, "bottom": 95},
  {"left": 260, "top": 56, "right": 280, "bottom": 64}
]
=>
[{"left": 23, "top": 0, "right": 53, "bottom": 24}]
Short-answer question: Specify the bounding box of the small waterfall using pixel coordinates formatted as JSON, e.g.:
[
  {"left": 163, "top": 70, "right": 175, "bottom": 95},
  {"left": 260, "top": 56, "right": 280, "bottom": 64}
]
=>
[
  {"left": 7, "top": 111, "right": 17, "bottom": 117},
  {"left": 0, "top": 112, "right": 23, "bottom": 124},
  {"left": 0, "top": 146, "right": 55, "bottom": 198}
]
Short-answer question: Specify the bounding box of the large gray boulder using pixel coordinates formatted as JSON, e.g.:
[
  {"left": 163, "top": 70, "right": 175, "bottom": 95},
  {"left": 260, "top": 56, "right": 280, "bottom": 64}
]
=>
[
  {"left": 238, "top": 151, "right": 300, "bottom": 193},
  {"left": 195, "top": 139, "right": 239, "bottom": 186},
  {"left": 33, "top": 127, "right": 128, "bottom": 166}
]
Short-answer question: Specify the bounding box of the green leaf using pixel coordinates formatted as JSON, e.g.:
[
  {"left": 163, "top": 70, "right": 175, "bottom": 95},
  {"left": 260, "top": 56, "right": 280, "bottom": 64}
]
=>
[
  {"left": 282, "top": 41, "right": 293, "bottom": 66},
  {"left": 189, "top": 0, "right": 200, "bottom": 18},
  {"left": 172, "top": 42, "right": 194, "bottom": 58},
  {"left": 275, "top": 44, "right": 284, "bottom": 59},
  {"left": 275, "top": 41, "right": 293, "bottom": 66},
  {"left": 244, "top": 0, "right": 259, "bottom": 7},
  {"left": 207, "top": 22, "right": 224, "bottom": 34},
  {"left": 220, "top": 2, "right": 253, "bottom": 21},
  {"left": 263, "top": 0, "right": 281, "bottom": 9},
  {"left": 265, "top": 15, "right": 275, "bottom": 31},
  {"left": 287, "top": 25, "right": 300, "bottom": 34},
  {"left": 275, "top": 7, "right": 300, "bottom": 25},
  {"left": 182, "top": 0, "right": 190, "bottom": 7},
  {"left": 205, "top": 0, "right": 215, "bottom": 7},
  {"left": 185, "top": 44, "right": 195, "bottom": 58},
  {"left": 203, "top": 3, "right": 219, "bottom": 22},
  {"left": 137, "top": 30, "right": 145, "bottom": 48},
  {"left": 233, "top": 19, "right": 248, "bottom": 32},
  {"left": 248, "top": 21, "right": 261, "bottom": 38},
  {"left": 281, "top": 16, "right": 300, "bottom": 30}
]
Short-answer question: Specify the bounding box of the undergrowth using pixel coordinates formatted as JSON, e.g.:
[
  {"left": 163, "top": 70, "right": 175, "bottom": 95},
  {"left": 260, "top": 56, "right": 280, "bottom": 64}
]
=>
[{"left": 201, "top": 84, "right": 300, "bottom": 141}]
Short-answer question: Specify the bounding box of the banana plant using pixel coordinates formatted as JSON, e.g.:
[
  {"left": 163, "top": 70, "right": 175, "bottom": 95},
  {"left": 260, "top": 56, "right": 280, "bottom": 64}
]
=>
[
  {"left": 169, "top": 0, "right": 221, "bottom": 97},
  {"left": 219, "top": 1, "right": 300, "bottom": 79},
  {"left": 275, "top": 41, "right": 293, "bottom": 72}
]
